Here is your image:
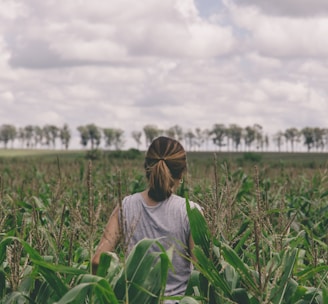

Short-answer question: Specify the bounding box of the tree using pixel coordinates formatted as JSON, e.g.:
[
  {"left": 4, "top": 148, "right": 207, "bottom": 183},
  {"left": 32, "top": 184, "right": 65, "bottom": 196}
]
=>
[
  {"left": 34, "top": 126, "right": 43, "bottom": 148},
  {"left": 49, "top": 125, "right": 59, "bottom": 148},
  {"left": 43, "top": 125, "right": 59, "bottom": 148},
  {"left": 43, "top": 125, "right": 52, "bottom": 148},
  {"left": 131, "top": 131, "right": 142, "bottom": 150},
  {"left": 254, "top": 124, "right": 263, "bottom": 151},
  {"left": 301, "top": 127, "right": 314, "bottom": 152},
  {"left": 184, "top": 129, "right": 195, "bottom": 151},
  {"left": 143, "top": 125, "right": 160, "bottom": 147},
  {"left": 113, "top": 129, "right": 124, "bottom": 150},
  {"left": 194, "top": 128, "right": 204, "bottom": 151},
  {"left": 0, "top": 124, "right": 16, "bottom": 148},
  {"left": 323, "top": 129, "right": 328, "bottom": 151},
  {"left": 203, "top": 128, "right": 211, "bottom": 151},
  {"left": 244, "top": 126, "right": 256, "bottom": 151},
  {"left": 17, "top": 127, "right": 25, "bottom": 148},
  {"left": 264, "top": 134, "right": 269, "bottom": 151},
  {"left": 229, "top": 124, "right": 243, "bottom": 151},
  {"left": 86, "top": 124, "right": 101, "bottom": 149},
  {"left": 273, "top": 131, "right": 284, "bottom": 152},
  {"left": 284, "top": 128, "right": 300, "bottom": 152},
  {"left": 166, "top": 125, "right": 183, "bottom": 141},
  {"left": 313, "top": 127, "right": 325, "bottom": 151},
  {"left": 103, "top": 128, "right": 115, "bottom": 150},
  {"left": 24, "top": 125, "right": 34, "bottom": 148},
  {"left": 59, "top": 124, "right": 71, "bottom": 150},
  {"left": 77, "top": 126, "right": 90, "bottom": 148},
  {"left": 210, "top": 124, "right": 226, "bottom": 151}
]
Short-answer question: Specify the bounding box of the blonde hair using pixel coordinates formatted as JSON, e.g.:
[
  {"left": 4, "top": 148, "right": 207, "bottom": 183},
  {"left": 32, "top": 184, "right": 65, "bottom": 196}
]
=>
[{"left": 144, "top": 136, "right": 187, "bottom": 202}]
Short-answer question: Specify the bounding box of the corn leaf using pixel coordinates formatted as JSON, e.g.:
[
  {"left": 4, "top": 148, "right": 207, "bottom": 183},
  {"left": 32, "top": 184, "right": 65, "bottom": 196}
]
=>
[
  {"left": 231, "top": 288, "right": 251, "bottom": 304},
  {"left": 186, "top": 198, "right": 211, "bottom": 257},
  {"left": 114, "top": 238, "right": 170, "bottom": 304},
  {"left": 179, "top": 296, "right": 201, "bottom": 303},
  {"left": 193, "top": 246, "right": 232, "bottom": 296},
  {"left": 96, "top": 252, "right": 113, "bottom": 277},
  {"left": 270, "top": 248, "right": 298, "bottom": 304},
  {"left": 220, "top": 242, "right": 259, "bottom": 294},
  {"left": 296, "top": 265, "right": 328, "bottom": 282},
  {"left": 0, "top": 270, "right": 5, "bottom": 299}
]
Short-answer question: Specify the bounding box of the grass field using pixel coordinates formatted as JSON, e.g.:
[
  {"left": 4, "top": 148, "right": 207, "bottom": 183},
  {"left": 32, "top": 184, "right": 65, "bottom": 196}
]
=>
[{"left": 1, "top": 148, "right": 328, "bottom": 164}]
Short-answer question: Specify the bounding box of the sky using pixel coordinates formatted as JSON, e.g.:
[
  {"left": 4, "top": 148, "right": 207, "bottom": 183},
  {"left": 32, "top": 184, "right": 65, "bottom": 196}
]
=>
[{"left": 1, "top": 0, "right": 328, "bottom": 150}]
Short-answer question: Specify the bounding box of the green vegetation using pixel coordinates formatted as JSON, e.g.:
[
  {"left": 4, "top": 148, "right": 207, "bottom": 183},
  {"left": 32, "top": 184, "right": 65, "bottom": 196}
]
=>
[{"left": 0, "top": 150, "right": 327, "bottom": 303}]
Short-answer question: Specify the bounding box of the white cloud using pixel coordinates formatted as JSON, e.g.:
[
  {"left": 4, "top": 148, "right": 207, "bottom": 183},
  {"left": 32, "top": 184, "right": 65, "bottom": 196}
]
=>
[
  {"left": 228, "top": 3, "right": 328, "bottom": 58},
  {"left": 0, "top": 1, "right": 27, "bottom": 19},
  {"left": 1, "top": 0, "right": 328, "bottom": 150}
]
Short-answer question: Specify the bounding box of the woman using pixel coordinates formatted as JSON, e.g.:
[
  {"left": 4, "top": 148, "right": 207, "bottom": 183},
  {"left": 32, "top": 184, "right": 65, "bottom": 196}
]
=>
[{"left": 92, "top": 136, "right": 200, "bottom": 303}]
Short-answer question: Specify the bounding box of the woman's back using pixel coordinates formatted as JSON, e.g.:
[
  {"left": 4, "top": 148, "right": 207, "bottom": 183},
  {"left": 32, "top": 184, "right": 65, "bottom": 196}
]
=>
[{"left": 121, "top": 192, "right": 196, "bottom": 297}]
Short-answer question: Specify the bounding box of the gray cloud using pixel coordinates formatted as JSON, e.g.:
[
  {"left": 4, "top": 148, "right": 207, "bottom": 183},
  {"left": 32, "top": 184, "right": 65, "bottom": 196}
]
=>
[{"left": 234, "top": 0, "right": 328, "bottom": 17}]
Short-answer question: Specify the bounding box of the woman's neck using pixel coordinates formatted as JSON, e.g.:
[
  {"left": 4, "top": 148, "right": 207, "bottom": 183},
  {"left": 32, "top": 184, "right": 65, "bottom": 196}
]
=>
[{"left": 141, "top": 189, "right": 160, "bottom": 206}]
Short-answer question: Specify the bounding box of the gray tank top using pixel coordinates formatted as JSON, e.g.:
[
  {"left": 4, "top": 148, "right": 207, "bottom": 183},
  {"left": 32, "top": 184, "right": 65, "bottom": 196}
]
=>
[{"left": 121, "top": 192, "right": 199, "bottom": 301}]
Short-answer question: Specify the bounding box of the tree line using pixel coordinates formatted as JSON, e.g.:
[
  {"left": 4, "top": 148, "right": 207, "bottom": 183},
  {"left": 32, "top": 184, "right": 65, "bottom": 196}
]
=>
[{"left": 0, "top": 123, "right": 327, "bottom": 152}]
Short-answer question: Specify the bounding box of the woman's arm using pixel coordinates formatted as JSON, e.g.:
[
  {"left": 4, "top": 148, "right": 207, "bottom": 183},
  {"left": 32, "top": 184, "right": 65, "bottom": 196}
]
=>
[{"left": 92, "top": 205, "right": 121, "bottom": 274}]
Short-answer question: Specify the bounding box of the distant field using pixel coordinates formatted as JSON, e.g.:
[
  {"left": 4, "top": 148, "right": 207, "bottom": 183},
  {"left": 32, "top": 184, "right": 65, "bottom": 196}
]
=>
[
  {"left": 1, "top": 148, "right": 327, "bottom": 169},
  {"left": 0, "top": 149, "right": 84, "bottom": 158}
]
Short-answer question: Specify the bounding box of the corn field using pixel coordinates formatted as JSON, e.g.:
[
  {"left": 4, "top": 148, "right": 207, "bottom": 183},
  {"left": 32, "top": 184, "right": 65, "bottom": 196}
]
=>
[{"left": 0, "top": 151, "right": 328, "bottom": 303}]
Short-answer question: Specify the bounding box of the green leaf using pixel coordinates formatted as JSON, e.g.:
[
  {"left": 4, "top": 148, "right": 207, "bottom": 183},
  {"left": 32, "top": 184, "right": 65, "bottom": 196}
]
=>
[
  {"left": 0, "top": 236, "right": 87, "bottom": 300},
  {"left": 186, "top": 198, "right": 211, "bottom": 257},
  {"left": 323, "top": 288, "right": 328, "bottom": 303},
  {"left": 233, "top": 226, "right": 252, "bottom": 254},
  {"left": 114, "top": 238, "right": 171, "bottom": 304},
  {"left": 96, "top": 252, "right": 113, "bottom": 277},
  {"left": 54, "top": 282, "right": 91, "bottom": 304},
  {"left": 0, "top": 270, "right": 6, "bottom": 298},
  {"left": 0, "top": 291, "right": 31, "bottom": 304},
  {"left": 179, "top": 296, "right": 200, "bottom": 303},
  {"left": 193, "top": 246, "right": 232, "bottom": 296},
  {"left": 270, "top": 248, "right": 299, "bottom": 304},
  {"left": 55, "top": 274, "right": 119, "bottom": 304},
  {"left": 232, "top": 288, "right": 251, "bottom": 304},
  {"left": 296, "top": 265, "right": 328, "bottom": 282},
  {"left": 221, "top": 242, "right": 259, "bottom": 294},
  {"left": 185, "top": 270, "right": 200, "bottom": 296}
]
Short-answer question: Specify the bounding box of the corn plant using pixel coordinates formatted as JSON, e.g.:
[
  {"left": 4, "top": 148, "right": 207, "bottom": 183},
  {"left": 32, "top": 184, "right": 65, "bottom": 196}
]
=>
[
  {"left": 1, "top": 235, "right": 199, "bottom": 303},
  {"left": 186, "top": 198, "right": 327, "bottom": 304}
]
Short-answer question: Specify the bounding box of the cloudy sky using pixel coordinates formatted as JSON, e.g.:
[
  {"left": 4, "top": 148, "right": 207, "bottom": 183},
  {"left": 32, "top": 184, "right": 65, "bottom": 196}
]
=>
[{"left": 1, "top": 0, "right": 328, "bottom": 149}]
